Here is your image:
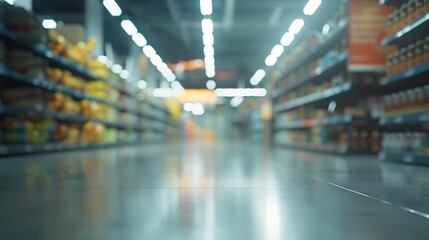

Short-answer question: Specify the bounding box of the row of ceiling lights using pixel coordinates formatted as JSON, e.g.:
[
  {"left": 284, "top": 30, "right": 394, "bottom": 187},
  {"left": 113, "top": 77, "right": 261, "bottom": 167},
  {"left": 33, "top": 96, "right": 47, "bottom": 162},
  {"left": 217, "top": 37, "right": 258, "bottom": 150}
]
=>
[
  {"left": 200, "top": 0, "right": 216, "bottom": 80},
  {"left": 250, "top": 0, "right": 322, "bottom": 86},
  {"left": 102, "top": 0, "right": 177, "bottom": 84}
]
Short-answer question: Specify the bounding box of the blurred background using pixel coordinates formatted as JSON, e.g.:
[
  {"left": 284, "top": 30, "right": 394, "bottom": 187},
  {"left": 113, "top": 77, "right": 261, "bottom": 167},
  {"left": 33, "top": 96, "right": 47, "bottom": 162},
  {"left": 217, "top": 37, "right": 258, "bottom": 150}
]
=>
[{"left": 3, "top": 0, "right": 429, "bottom": 239}]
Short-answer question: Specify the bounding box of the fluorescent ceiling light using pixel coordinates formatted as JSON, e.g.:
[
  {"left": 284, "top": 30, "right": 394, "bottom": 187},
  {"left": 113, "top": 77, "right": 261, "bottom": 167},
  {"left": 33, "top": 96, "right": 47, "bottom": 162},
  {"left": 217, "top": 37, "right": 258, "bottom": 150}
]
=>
[
  {"left": 184, "top": 103, "right": 193, "bottom": 112},
  {"left": 192, "top": 103, "right": 205, "bottom": 115},
  {"left": 121, "top": 20, "right": 138, "bottom": 36},
  {"left": 322, "top": 24, "right": 330, "bottom": 35},
  {"left": 103, "top": 0, "right": 122, "bottom": 16},
  {"left": 137, "top": 80, "right": 147, "bottom": 89},
  {"left": 202, "top": 18, "right": 214, "bottom": 34},
  {"left": 152, "top": 88, "right": 179, "bottom": 98},
  {"left": 157, "top": 63, "right": 169, "bottom": 73},
  {"left": 206, "top": 69, "right": 216, "bottom": 78},
  {"left": 97, "top": 55, "right": 109, "bottom": 64},
  {"left": 250, "top": 69, "right": 266, "bottom": 86},
  {"left": 206, "top": 80, "right": 216, "bottom": 89},
  {"left": 120, "top": 70, "right": 130, "bottom": 79},
  {"left": 280, "top": 32, "right": 295, "bottom": 46},
  {"left": 205, "top": 56, "right": 215, "bottom": 67},
  {"left": 112, "top": 64, "right": 122, "bottom": 74},
  {"left": 203, "top": 33, "right": 214, "bottom": 46},
  {"left": 171, "top": 81, "right": 184, "bottom": 95},
  {"left": 150, "top": 54, "right": 163, "bottom": 66},
  {"left": 303, "top": 0, "right": 322, "bottom": 16},
  {"left": 143, "top": 45, "right": 157, "bottom": 58},
  {"left": 289, "top": 19, "right": 305, "bottom": 35},
  {"left": 204, "top": 46, "right": 215, "bottom": 56},
  {"left": 166, "top": 73, "right": 176, "bottom": 82},
  {"left": 265, "top": 55, "right": 278, "bottom": 67},
  {"left": 200, "top": 0, "right": 213, "bottom": 16},
  {"left": 230, "top": 96, "right": 244, "bottom": 108},
  {"left": 271, "top": 44, "right": 284, "bottom": 58},
  {"left": 132, "top": 33, "right": 147, "bottom": 47},
  {"left": 215, "top": 88, "right": 267, "bottom": 97},
  {"left": 5, "top": 0, "right": 14, "bottom": 5},
  {"left": 42, "top": 19, "right": 57, "bottom": 29}
]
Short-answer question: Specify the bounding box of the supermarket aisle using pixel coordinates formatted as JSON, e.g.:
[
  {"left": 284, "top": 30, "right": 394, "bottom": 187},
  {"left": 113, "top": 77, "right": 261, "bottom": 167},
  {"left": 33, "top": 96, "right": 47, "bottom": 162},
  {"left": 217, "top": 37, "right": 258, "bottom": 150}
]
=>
[{"left": 1, "top": 141, "right": 429, "bottom": 240}]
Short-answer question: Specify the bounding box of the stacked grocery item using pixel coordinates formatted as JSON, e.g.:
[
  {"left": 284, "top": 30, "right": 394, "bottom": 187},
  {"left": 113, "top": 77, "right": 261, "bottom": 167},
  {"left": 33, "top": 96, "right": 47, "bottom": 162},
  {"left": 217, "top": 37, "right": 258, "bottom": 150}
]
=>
[
  {"left": 383, "top": 85, "right": 429, "bottom": 115},
  {"left": 382, "top": 132, "right": 429, "bottom": 155}
]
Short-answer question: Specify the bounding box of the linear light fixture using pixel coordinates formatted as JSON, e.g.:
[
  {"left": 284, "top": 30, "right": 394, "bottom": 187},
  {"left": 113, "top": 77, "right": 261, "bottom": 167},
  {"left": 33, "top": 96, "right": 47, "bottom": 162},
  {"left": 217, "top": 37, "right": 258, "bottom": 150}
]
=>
[
  {"left": 265, "top": 55, "right": 278, "bottom": 67},
  {"left": 204, "top": 46, "right": 215, "bottom": 56},
  {"left": 250, "top": 69, "right": 266, "bottom": 86},
  {"left": 215, "top": 88, "right": 267, "bottom": 97},
  {"left": 121, "top": 20, "right": 138, "bottom": 36},
  {"left": 132, "top": 33, "right": 147, "bottom": 47},
  {"left": 200, "top": 0, "right": 213, "bottom": 16},
  {"left": 42, "top": 19, "right": 57, "bottom": 29},
  {"left": 289, "top": 19, "right": 305, "bottom": 35},
  {"left": 280, "top": 32, "right": 295, "bottom": 46},
  {"left": 103, "top": 0, "right": 122, "bottom": 17},
  {"left": 202, "top": 18, "right": 214, "bottom": 34},
  {"left": 271, "top": 44, "right": 284, "bottom": 58},
  {"left": 303, "top": 0, "right": 322, "bottom": 16},
  {"left": 230, "top": 96, "right": 244, "bottom": 107}
]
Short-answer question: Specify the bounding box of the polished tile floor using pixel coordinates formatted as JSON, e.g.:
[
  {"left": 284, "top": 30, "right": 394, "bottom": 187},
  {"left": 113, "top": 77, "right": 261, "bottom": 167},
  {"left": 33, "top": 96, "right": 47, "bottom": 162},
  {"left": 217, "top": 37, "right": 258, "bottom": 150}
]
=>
[{"left": 1, "top": 141, "right": 429, "bottom": 239}]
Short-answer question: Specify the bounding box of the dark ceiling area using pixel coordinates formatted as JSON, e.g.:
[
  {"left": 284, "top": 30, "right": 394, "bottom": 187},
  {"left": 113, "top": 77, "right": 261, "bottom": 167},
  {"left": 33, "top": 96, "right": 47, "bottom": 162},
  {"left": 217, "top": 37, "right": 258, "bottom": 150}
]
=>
[{"left": 33, "top": 0, "right": 339, "bottom": 89}]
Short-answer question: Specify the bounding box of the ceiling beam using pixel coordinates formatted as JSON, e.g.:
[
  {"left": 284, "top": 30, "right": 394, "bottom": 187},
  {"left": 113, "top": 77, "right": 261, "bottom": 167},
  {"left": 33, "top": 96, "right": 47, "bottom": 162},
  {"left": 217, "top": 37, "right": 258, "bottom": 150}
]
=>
[
  {"left": 166, "top": 0, "right": 192, "bottom": 47},
  {"left": 223, "top": 0, "right": 235, "bottom": 31}
]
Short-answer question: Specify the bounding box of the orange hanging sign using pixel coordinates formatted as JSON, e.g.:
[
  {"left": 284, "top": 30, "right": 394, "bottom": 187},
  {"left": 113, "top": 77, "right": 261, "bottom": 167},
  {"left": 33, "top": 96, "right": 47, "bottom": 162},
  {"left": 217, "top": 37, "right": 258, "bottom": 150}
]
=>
[{"left": 348, "top": 0, "right": 393, "bottom": 72}]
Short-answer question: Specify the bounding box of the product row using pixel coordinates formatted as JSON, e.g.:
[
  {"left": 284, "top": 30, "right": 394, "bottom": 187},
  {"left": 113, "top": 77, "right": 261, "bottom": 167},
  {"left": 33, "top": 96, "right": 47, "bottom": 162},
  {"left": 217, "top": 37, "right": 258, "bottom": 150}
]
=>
[
  {"left": 0, "top": 116, "right": 150, "bottom": 145},
  {"left": 387, "top": 0, "right": 429, "bottom": 35},
  {"left": 276, "top": 0, "right": 348, "bottom": 78},
  {"left": 382, "top": 132, "right": 429, "bottom": 154},
  {"left": 383, "top": 85, "right": 429, "bottom": 115},
  {"left": 275, "top": 126, "right": 382, "bottom": 153},
  {"left": 386, "top": 37, "right": 429, "bottom": 76}
]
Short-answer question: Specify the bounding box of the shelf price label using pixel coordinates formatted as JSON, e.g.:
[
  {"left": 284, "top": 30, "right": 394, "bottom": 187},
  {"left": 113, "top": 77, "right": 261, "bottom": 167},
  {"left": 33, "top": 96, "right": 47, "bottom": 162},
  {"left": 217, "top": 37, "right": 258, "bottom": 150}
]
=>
[
  {"left": 404, "top": 154, "right": 414, "bottom": 163},
  {"left": 419, "top": 113, "right": 429, "bottom": 122},
  {"left": 393, "top": 116, "right": 403, "bottom": 124}
]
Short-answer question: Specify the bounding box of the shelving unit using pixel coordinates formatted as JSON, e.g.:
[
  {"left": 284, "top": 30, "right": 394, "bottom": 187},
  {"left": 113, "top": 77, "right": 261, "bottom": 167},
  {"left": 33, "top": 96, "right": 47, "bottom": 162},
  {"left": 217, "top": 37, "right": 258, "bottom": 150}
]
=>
[
  {"left": 0, "top": 10, "right": 179, "bottom": 155},
  {"left": 271, "top": 2, "right": 382, "bottom": 155},
  {"left": 379, "top": 152, "right": 429, "bottom": 166},
  {"left": 378, "top": 2, "right": 429, "bottom": 166},
  {"left": 275, "top": 115, "right": 359, "bottom": 131},
  {"left": 274, "top": 82, "right": 353, "bottom": 113}
]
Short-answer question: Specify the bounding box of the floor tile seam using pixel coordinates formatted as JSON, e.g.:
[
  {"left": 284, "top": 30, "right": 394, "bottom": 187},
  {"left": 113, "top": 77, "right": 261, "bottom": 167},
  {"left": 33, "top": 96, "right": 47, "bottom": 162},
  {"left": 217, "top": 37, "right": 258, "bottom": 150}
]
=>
[{"left": 309, "top": 176, "right": 429, "bottom": 220}]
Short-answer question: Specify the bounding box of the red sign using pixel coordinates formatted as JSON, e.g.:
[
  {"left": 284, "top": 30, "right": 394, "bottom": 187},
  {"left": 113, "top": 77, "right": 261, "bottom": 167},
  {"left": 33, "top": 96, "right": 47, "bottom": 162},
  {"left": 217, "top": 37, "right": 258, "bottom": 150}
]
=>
[{"left": 348, "top": 0, "right": 393, "bottom": 72}]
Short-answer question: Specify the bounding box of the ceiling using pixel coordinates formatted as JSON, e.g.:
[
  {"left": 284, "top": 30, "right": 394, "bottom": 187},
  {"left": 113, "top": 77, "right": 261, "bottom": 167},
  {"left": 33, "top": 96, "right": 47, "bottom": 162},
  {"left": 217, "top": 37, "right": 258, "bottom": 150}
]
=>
[{"left": 33, "top": 0, "right": 339, "bottom": 89}]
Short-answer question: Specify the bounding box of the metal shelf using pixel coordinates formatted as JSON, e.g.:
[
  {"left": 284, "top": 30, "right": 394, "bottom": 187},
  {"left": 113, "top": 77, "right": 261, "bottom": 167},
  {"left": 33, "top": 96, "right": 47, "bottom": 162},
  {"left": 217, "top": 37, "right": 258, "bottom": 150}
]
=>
[
  {"left": 380, "top": 62, "right": 429, "bottom": 86},
  {"left": 0, "top": 105, "right": 151, "bottom": 131},
  {"left": 274, "top": 20, "right": 348, "bottom": 83},
  {"left": 276, "top": 142, "right": 349, "bottom": 154},
  {"left": 275, "top": 115, "right": 357, "bottom": 131},
  {"left": 274, "top": 82, "right": 353, "bottom": 113},
  {"left": 272, "top": 52, "right": 348, "bottom": 99},
  {"left": 0, "top": 141, "right": 161, "bottom": 156},
  {"left": 382, "top": 13, "right": 429, "bottom": 46},
  {"left": 0, "top": 66, "right": 169, "bottom": 119},
  {"left": 379, "top": 152, "right": 429, "bottom": 166},
  {"left": 380, "top": 110, "right": 429, "bottom": 125},
  {"left": 0, "top": 27, "right": 136, "bottom": 97}
]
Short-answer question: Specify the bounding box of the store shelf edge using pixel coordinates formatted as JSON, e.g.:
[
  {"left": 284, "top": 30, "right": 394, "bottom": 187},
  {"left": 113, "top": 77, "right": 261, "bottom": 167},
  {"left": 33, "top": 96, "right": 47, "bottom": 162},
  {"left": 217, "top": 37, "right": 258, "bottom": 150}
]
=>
[
  {"left": 379, "top": 152, "right": 429, "bottom": 166},
  {"left": 0, "top": 66, "right": 157, "bottom": 117},
  {"left": 272, "top": 53, "right": 348, "bottom": 99},
  {"left": 274, "top": 20, "right": 348, "bottom": 83},
  {"left": 274, "top": 82, "right": 353, "bottom": 113},
  {"left": 275, "top": 115, "right": 356, "bottom": 131},
  {"left": 380, "top": 62, "right": 429, "bottom": 86},
  {"left": 380, "top": 111, "right": 429, "bottom": 125},
  {"left": 0, "top": 141, "right": 161, "bottom": 156},
  {"left": 382, "top": 13, "right": 429, "bottom": 46},
  {"left": 0, "top": 27, "right": 133, "bottom": 96}
]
